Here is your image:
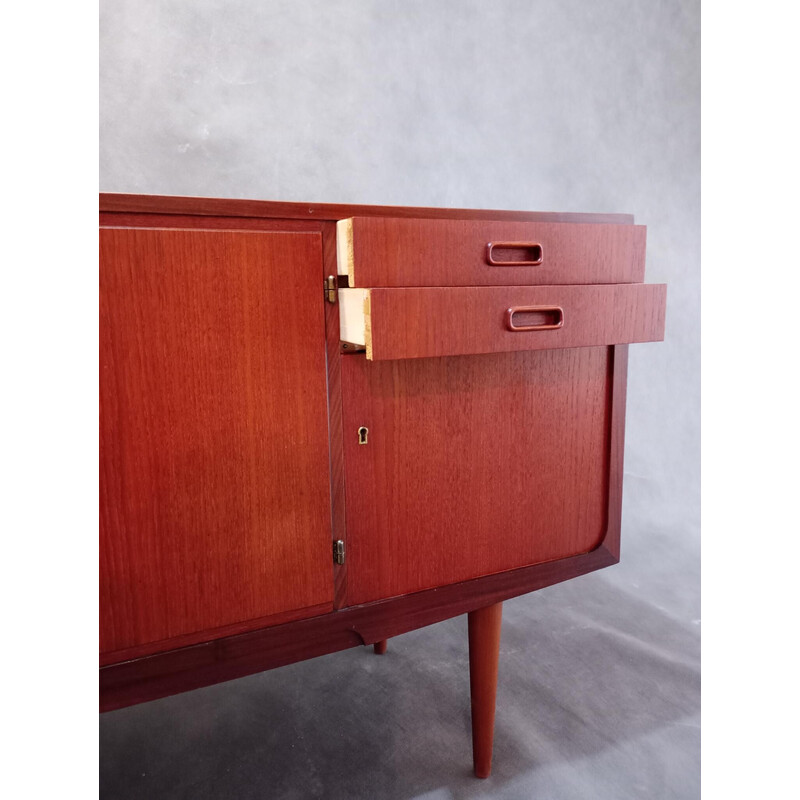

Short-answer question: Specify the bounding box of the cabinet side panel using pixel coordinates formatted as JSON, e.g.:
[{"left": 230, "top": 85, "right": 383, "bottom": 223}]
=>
[
  {"left": 100, "top": 228, "right": 333, "bottom": 653},
  {"left": 341, "top": 347, "right": 612, "bottom": 606}
]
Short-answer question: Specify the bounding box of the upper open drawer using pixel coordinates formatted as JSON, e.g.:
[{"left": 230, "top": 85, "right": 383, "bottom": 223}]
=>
[
  {"left": 337, "top": 217, "right": 647, "bottom": 287},
  {"left": 339, "top": 284, "right": 666, "bottom": 360}
]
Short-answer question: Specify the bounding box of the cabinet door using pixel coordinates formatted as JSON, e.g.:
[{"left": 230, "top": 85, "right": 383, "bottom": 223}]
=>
[
  {"left": 341, "top": 346, "right": 613, "bottom": 606},
  {"left": 100, "top": 228, "right": 333, "bottom": 656}
]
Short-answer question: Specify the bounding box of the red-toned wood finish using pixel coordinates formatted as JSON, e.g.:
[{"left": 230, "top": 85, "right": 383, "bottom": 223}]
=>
[
  {"left": 98, "top": 193, "right": 646, "bottom": 759},
  {"left": 100, "top": 227, "right": 333, "bottom": 656},
  {"left": 361, "top": 283, "right": 666, "bottom": 361},
  {"left": 341, "top": 346, "right": 613, "bottom": 606},
  {"left": 100, "top": 602, "right": 332, "bottom": 668},
  {"left": 321, "top": 222, "right": 350, "bottom": 610},
  {"left": 605, "top": 345, "right": 628, "bottom": 559},
  {"left": 468, "top": 603, "right": 504, "bottom": 779},
  {"left": 343, "top": 217, "right": 646, "bottom": 287},
  {"left": 100, "top": 193, "right": 634, "bottom": 226},
  {"left": 99, "top": 341, "right": 629, "bottom": 712},
  {"left": 373, "top": 640, "right": 388, "bottom": 655},
  {"left": 100, "top": 542, "right": 619, "bottom": 712}
]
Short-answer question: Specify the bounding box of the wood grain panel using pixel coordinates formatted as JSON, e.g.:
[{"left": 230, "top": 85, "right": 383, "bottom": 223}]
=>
[
  {"left": 340, "top": 217, "right": 646, "bottom": 287},
  {"left": 100, "top": 228, "right": 333, "bottom": 654},
  {"left": 354, "top": 283, "right": 665, "bottom": 360},
  {"left": 100, "top": 345, "right": 631, "bottom": 705},
  {"left": 100, "top": 602, "right": 332, "bottom": 667},
  {"left": 340, "top": 347, "right": 613, "bottom": 606}
]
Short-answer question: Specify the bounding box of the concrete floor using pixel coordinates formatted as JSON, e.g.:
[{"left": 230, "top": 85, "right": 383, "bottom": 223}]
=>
[{"left": 100, "top": 526, "right": 700, "bottom": 800}]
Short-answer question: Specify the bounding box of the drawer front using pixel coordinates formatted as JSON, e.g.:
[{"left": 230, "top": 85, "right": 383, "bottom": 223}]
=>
[
  {"left": 340, "top": 283, "right": 666, "bottom": 360},
  {"left": 337, "top": 217, "right": 646, "bottom": 287}
]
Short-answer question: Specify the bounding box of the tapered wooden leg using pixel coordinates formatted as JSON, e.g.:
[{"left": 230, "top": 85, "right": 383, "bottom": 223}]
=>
[
  {"left": 468, "top": 602, "right": 503, "bottom": 779},
  {"left": 373, "top": 639, "right": 388, "bottom": 655}
]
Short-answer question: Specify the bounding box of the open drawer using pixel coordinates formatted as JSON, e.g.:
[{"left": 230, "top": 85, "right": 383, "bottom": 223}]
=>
[
  {"left": 339, "top": 283, "right": 666, "bottom": 360},
  {"left": 337, "top": 217, "right": 647, "bottom": 287}
]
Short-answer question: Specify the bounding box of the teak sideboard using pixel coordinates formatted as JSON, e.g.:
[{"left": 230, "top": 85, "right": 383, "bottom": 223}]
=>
[{"left": 99, "top": 193, "right": 666, "bottom": 778}]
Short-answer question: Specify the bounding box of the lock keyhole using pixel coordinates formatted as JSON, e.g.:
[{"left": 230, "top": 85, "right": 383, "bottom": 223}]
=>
[{"left": 358, "top": 426, "right": 369, "bottom": 445}]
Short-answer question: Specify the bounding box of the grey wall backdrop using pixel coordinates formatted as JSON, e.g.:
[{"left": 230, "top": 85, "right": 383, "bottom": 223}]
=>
[{"left": 100, "top": 1, "right": 700, "bottom": 798}]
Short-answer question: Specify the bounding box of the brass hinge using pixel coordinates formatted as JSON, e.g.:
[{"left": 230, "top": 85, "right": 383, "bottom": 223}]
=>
[
  {"left": 325, "top": 275, "right": 337, "bottom": 304},
  {"left": 333, "top": 539, "right": 345, "bottom": 565}
]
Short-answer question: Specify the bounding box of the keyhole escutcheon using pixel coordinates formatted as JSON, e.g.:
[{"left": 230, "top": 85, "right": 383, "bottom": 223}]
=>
[{"left": 358, "top": 426, "right": 369, "bottom": 445}]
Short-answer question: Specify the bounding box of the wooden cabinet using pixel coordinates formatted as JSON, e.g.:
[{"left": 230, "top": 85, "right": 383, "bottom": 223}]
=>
[{"left": 99, "top": 194, "right": 666, "bottom": 779}]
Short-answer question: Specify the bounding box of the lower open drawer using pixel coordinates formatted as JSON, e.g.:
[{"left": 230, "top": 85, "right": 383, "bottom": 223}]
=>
[{"left": 339, "top": 283, "right": 666, "bottom": 360}]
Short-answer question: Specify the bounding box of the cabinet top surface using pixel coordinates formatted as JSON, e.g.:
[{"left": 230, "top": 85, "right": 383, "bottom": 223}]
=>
[{"left": 99, "top": 193, "right": 635, "bottom": 226}]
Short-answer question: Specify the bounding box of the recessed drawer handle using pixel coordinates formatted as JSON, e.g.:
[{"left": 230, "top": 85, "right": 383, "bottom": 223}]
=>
[
  {"left": 505, "top": 306, "right": 564, "bottom": 332},
  {"left": 486, "top": 241, "right": 543, "bottom": 266}
]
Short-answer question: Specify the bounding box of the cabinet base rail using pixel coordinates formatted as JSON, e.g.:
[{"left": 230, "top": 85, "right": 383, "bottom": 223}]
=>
[{"left": 100, "top": 545, "right": 616, "bottom": 713}]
